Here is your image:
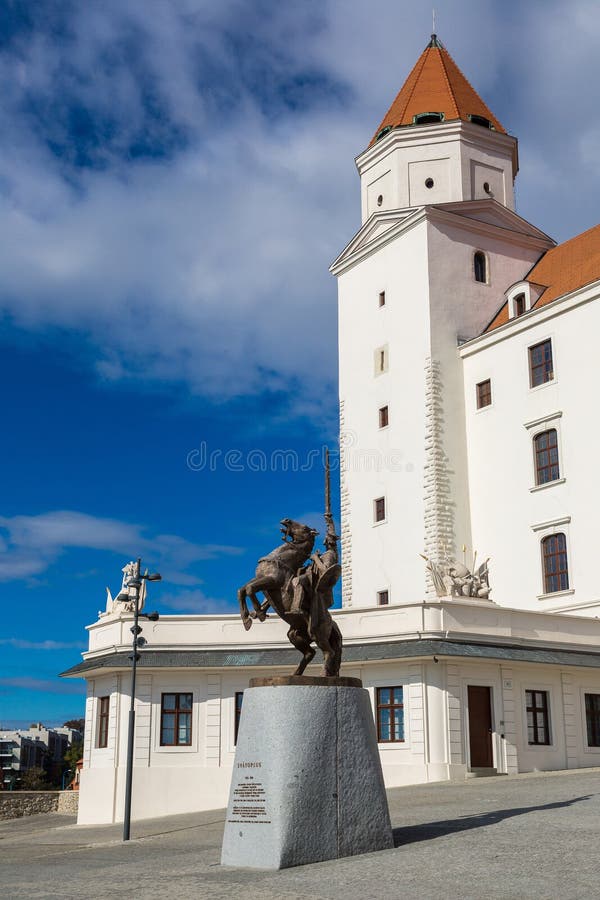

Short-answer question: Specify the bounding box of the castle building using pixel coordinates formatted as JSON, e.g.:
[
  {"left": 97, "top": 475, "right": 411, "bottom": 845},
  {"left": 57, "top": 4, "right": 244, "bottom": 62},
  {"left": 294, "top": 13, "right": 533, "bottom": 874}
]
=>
[{"left": 63, "top": 36, "right": 600, "bottom": 826}]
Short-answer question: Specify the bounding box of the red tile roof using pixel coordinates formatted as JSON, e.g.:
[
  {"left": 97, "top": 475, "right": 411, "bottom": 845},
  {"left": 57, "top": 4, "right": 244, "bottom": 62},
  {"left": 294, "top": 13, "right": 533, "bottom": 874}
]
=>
[
  {"left": 370, "top": 36, "right": 506, "bottom": 146},
  {"left": 485, "top": 223, "right": 600, "bottom": 332}
]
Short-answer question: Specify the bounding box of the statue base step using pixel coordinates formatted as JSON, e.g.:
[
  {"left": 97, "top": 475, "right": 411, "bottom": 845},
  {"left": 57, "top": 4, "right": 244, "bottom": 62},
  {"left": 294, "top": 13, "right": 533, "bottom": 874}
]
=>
[{"left": 221, "top": 680, "right": 394, "bottom": 869}]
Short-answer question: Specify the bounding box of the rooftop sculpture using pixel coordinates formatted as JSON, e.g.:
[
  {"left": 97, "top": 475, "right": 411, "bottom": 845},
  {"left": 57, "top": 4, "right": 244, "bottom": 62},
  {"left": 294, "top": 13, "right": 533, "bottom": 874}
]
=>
[{"left": 422, "top": 549, "right": 491, "bottom": 600}]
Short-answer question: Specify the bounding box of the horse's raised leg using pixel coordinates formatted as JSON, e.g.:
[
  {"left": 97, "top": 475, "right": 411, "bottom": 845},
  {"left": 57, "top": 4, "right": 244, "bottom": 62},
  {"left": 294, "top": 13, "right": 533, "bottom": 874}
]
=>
[
  {"left": 237, "top": 586, "right": 253, "bottom": 631},
  {"left": 287, "top": 624, "right": 316, "bottom": 676},
  {"left": 243, "top": 576, "right": 279, "bottom": 622}
]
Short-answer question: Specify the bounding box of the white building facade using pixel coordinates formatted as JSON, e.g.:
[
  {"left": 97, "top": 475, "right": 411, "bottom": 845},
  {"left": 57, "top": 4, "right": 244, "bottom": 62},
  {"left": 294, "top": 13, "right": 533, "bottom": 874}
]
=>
[{"left": 64, "top": 35, "right": 600, "bottom": 825}]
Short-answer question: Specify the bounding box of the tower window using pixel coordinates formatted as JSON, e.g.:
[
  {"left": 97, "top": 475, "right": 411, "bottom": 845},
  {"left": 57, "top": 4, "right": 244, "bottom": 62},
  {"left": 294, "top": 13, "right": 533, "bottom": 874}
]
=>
[
  {"left": 97, "top": 696, "right": 109, "bottom": 749},
  {"left": 375, "top": 125, "right": 392, "bottom": 142},
  {"left": 469, "top": 114, "right": 493, "bottom": 129},
  {"left": 541, "top": 533, "right": 569, "bottom": 593},
  {"left": 425, "top": 178, "right": 434, "bottom": 189},
  {"left": 375, "top": 345, "right": 388, "bottom": 375},
  {"left": 474, "top": 251, "right": 487, "bottom": 283},
  {"left": 379, "top": 291, "right": 386, "bottom": 307},
  {"left": 377, "top": 194, "right": 383, "bottom": 207},
  {"left": 374, "top": 497, "right": 386, "bottom": 523},
  {"left": 529, "top": 339, "right": 553, "bottom": 387},
  {"left": 534, "top": 429, "right": 559, "bottom": 485},
  {"left": 476, "top": 379, "right": 492, "bottom": 409},
  {"left": 379, "top": 405, "right": 389, "bottom": 428},
  {"left": 413, "top": 112, "right": 444, "bottom": 125},
  {"left": 377, "top": 590, "right": 389, "bottom": 606}
]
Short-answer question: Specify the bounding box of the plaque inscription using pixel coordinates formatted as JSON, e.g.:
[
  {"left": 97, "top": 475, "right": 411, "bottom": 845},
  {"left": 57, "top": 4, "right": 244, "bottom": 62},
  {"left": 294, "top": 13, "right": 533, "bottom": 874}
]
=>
[{"left": 227, "top": 771, "right": 271, "bottom": 825}]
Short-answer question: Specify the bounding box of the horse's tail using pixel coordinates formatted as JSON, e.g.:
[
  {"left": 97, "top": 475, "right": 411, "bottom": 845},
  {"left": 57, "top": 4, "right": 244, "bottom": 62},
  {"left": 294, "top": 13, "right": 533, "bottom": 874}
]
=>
[{"left": 329, "top": 619, "right": 343, "bottom": 676}]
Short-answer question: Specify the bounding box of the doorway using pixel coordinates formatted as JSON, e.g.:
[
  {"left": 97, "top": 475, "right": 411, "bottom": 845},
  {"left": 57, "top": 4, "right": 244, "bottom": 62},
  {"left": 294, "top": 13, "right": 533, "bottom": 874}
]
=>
[{"left": 467, "top": 685, "right": 494, "bottom": 768}]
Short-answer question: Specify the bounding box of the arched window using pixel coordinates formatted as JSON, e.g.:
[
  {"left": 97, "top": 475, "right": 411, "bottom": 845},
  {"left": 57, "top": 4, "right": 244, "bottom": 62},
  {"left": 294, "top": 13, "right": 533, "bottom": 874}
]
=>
[
  {"left": 474, "top": 251, "right": 487, "bottom": 283},
  {"left": 542, "top": 533, "right": 569, "bottom": 593},
  {"left": 534, "top": 429, "right": 559, "bottom": 485}
]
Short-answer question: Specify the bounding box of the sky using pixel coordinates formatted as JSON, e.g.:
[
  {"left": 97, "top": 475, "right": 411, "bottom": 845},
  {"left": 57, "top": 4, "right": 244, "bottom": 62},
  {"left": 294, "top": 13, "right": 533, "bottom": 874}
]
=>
[{"left": 1, "top": 0, "right": 599, "bottom": 727}]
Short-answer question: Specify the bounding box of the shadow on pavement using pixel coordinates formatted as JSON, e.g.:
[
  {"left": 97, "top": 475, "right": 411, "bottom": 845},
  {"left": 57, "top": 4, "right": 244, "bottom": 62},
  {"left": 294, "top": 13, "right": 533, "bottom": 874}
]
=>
[{"left": 392, "top": 794, "right": 593, "bottom": 848}]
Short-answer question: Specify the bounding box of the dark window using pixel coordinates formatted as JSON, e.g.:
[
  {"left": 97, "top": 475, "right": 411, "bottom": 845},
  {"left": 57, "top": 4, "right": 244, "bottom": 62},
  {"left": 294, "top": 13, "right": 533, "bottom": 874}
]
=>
[
  {"left": 542, "top": 533, "right": 569, "bottom": 593},
  {"left": 476, "top": 379, "right": 492, "bottom": 409},
  {"left": 374, "top": 497, "right": 386, "bottom": 522},
  {"left": 529, "top": 339, "right": 553, "bottom": 387},
  {"left": 534, "top": 429, "right": 559, "bottom": 485},
  {"left": 585, "top": 694, "right": 600, "bottom": 747},
  {"left": 425, "top": 177, "right": 434, "bottom": 189},
  {"left": 379, "top": 291, "right": 386, "bottom": 307},
  {"left": 469, "top": 114, "right": 493, "bottom": 129},
  {"left": 525, "top": 690, "right": 550, "bottom": 745},
  {"left": 234, "top": 692, "right": 244, "bottom": 745},
  {"left": 413, "top": 112, "right": 444, "bottom": 125},
  {"left": 376, "top": 687, "right": 404, "bottom": 742},
  {"left": 379, "top": 405, "right": 389, "bottom": 428},
  {"left": 377, "top": 590, "right": 389, "bottom": 606},
  {"left": 98, "top": 696, "right": 109, "bottom": 749},
  {"left": 514, "top": 293, "right": 526, "bottom": 317},
  {"left": 378, "top": 349, "right": 387, "bottom": 372},
  {"left": 474, "top": 251, "right": 487, "bottom": 283},
  {"left": 160, "top": 693, "right": 192, "bottom": 746}
]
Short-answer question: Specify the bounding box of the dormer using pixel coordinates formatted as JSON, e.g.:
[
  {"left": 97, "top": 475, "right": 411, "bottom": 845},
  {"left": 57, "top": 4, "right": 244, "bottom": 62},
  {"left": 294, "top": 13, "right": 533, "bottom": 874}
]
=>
[
  {"left": 505, "top": 281, "right": 546, "bottom": 319},
  {"left": 356, "top": 35, "right": 518, "bottom": 223}
]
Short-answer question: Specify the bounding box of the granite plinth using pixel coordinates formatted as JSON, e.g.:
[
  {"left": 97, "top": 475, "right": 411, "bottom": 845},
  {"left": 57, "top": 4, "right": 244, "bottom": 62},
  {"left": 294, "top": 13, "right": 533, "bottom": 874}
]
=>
[{"left": 221, "top": 682, "right": 393, "bottom": 870}]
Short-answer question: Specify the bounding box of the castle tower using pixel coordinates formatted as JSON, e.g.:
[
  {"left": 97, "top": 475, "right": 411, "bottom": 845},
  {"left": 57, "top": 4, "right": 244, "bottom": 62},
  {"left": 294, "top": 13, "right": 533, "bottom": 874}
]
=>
[{"left": 331, "top": 36, "right": 554, "bottom": 608}]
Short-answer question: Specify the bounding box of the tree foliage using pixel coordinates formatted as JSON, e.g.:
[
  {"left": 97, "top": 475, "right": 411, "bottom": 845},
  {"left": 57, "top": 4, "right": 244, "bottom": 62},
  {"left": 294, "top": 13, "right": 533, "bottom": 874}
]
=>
[{"left": 20, "top": 767, "right": 48, "bottom": 791}]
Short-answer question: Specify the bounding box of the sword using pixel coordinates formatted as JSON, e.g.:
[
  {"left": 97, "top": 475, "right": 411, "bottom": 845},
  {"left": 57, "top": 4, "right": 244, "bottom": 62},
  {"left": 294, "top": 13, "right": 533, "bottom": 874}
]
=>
[{"left": 325, "top": 447, "right": 331, "bottom": 521}]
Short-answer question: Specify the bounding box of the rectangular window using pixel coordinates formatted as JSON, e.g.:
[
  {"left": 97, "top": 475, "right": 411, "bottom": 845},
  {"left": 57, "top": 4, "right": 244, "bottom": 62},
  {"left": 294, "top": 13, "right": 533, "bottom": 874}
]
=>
[
  {"left": 160, "top": 693, "right": 192, "bottom": 746},
  {"left": 542, "top": 533, "right": 569, "bottom": 593},
  {"left": 585, "top": 693, "right": 600, "bottom": 747},
  {"left": 97, "top": 696, "right": 109, "bottom": 749},
  {"left": 379, "top": 405, "right": 389, "bottom": 428},
  {"left": 234, "top": 691, "right": 244, "bottom": 745},
  {"left": 377, "top": 590, "right": 389, "bottom": 606},
  {"left": 378, "top": 291, "right": 386, "bottom": 308},
  {"left": 476, "top": 379, "right": 492, "bottom": 409},
  {"left": 534, "top": 429, "right": 559, "bottom": 485},
  {"left": 374, "top": 497, "right": 386, "bottom": 522},
  {"left": 529, "top": 339, "right": 554, "bottom": 387},
  {"left": 514, "top": 293, "right": 526, "bottom": 317},
  {"left": 525, "top": 689, "right": 550, "bottom": 745},
  {"left": 374, "top": 345, "right": 388, "bottom": 375},
  {"left": 376, "top": 686, "right": 404, "bottom": 742}
]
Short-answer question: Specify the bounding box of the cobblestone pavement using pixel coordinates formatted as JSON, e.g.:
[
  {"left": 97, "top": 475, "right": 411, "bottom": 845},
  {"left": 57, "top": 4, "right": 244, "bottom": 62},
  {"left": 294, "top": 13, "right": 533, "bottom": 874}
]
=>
[{"left": 1, "top": 768, "right": 599, "bottom": 900}]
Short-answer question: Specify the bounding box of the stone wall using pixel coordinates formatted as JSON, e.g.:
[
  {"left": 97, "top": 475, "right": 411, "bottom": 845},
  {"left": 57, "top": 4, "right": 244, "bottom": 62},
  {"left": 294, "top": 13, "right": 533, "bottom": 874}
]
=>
[{"left": 0, "top": 790, "right": 79, "bottom": 820}]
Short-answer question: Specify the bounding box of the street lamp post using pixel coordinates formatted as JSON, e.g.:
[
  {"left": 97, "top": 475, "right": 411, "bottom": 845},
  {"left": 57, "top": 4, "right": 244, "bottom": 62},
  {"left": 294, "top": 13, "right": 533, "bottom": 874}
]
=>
[{"left": 122, "top": 557, "right": 161, "bottom": 842}]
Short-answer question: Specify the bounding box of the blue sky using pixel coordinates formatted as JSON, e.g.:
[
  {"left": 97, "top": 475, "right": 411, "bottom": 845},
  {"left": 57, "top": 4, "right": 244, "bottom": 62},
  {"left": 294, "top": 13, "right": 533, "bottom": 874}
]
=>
[{"left": 1, "top": 0, "right": 599, "bottom": 727}]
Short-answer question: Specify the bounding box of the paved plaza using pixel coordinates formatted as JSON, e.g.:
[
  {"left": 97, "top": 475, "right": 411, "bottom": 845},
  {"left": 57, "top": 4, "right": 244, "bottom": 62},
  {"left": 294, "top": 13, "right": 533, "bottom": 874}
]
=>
[{"left": 1, "top": 769, "right": 599, "bottom": 899}]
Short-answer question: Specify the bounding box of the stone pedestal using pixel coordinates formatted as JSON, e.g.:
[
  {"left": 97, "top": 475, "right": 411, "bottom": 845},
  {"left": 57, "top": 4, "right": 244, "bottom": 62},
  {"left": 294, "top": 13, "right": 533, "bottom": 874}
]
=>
[{"left": 221, "top": 676, "right": 393, "bottom": 869}]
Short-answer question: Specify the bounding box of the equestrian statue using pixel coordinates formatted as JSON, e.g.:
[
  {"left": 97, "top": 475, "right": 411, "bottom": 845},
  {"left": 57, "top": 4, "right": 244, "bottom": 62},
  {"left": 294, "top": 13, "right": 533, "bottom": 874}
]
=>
[{"left": 237, "top": 450, "right": 343, "bottom": 677}]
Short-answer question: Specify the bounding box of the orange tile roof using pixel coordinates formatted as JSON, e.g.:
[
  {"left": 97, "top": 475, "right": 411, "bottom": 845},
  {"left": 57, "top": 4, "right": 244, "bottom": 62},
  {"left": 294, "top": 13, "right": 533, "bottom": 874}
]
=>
[
  {"left": 485, "top": 222, "right": 600, "bottom": 332},
  {"left": 370, "top": 36, "right": 506, "bottom": 146}
]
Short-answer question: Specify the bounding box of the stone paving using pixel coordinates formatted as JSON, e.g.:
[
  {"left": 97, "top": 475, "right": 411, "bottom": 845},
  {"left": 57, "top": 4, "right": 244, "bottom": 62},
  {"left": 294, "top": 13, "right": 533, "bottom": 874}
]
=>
[{"left": 1, "top": 769, "right": 599, "bottom": 899}]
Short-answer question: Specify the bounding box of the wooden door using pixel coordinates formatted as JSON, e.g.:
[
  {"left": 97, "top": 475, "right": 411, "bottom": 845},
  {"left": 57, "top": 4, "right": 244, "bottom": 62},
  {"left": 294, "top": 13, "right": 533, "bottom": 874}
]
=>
[{"left": 467, "top": 685, "right": 493, "bottom": 768}]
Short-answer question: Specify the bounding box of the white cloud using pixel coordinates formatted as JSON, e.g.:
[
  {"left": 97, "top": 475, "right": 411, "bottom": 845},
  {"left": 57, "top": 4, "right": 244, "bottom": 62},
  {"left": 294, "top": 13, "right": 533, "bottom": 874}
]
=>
[
  {"left": 0, "top": 638, "right": 86, "bottom": 650},
  {"left": 0, "top": 1, "right": 596, "bottom": 419},
  {"left": 159, "top": 588, "right": 233, "bottom": 614},
  {"left": 0, "top": 510, "right": 243, "bottom": 583}
]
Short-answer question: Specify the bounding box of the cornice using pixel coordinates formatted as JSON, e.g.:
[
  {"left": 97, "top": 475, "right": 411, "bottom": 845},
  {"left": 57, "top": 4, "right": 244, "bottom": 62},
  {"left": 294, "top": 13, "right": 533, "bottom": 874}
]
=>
[{"left": 356, "top": 120, "right": 518, "bottom": 174}]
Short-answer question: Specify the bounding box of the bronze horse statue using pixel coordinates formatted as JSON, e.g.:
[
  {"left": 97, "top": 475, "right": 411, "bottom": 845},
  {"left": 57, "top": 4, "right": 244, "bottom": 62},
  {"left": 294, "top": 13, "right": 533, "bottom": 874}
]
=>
[{"left": 237, "top": 517, "right": 342, "bottom": 677}]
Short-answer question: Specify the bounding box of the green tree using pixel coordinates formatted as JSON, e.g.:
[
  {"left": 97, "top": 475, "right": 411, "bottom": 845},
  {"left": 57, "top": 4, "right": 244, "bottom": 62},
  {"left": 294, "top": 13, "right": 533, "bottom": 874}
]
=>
[
  {"left": 63, "top": 740, "right": 83, "bottom": 784},
  {"left": 20, "top": 767, "right": 48, "bottom": 791},
  {"left": 62, "top": 718, "right": 85, "bottom": 733}
]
